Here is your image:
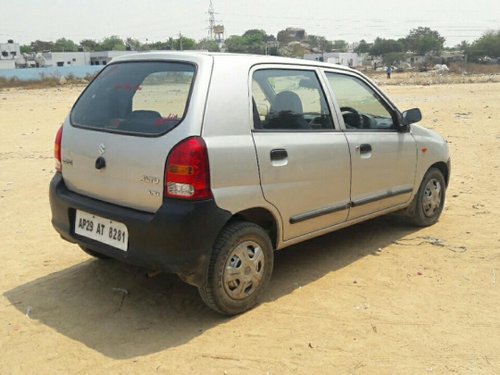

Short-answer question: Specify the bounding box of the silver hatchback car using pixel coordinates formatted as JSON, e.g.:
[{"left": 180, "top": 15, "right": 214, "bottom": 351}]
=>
[{"left": 50, "top": 52, "right": 450, "bottom": 315}]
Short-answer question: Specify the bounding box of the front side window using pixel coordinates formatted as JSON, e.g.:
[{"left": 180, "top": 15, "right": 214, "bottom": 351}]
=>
[
  {"left": 71, "top": 62, "right": 195, "bottom": 136},
  {"left": 252, "top": 69, "right": 334, "bottom": 130},
  {"left": 326, "top": 73, "right": 395, "bottom": 130}
]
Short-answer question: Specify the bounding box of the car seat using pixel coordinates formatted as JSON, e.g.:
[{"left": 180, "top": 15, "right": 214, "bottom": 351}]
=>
[{"left": 266, "top": 91, "right": 309, "bottom": 130}]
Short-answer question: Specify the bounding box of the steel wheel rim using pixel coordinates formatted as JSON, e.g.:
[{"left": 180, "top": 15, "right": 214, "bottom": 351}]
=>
[
  {"left": 422, "top": 178, "right": 442, "bottom": 217},
  {"left": 223, "top": 240, "right": 265, "bottom": 300}
]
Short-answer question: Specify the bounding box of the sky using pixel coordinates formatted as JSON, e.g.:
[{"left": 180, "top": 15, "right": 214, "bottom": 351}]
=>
[{"left": 1, "top": 0, "right": 499, "bottom": 47}]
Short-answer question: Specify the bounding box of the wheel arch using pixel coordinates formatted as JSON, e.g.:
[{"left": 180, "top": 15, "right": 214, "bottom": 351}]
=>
[
  {"left": 231, "top": 207, "right": 279, "bottom": 250},
  {"left": 429, "top": 161, "right": 450, "bottom": 187}
]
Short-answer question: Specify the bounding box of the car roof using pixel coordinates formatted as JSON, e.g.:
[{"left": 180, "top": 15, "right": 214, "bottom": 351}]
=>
[{"left": 110, "top": 51, "right": 355, "bottom": 73}]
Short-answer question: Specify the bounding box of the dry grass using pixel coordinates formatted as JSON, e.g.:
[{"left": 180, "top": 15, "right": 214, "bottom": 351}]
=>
[
  {"left": 449, "top": 63, "right": 500, "bottom": 74},
  {"left": 2, "top": 64, "right": 499, "bottom": 90},
  {"left": 363, "top": 63, "right": 500, "bottom": 86},
  {"left": 366, "top": 71, "right": 500, "bottom": 86},
  {"left": 0, "top": 76, "right": 61, "bottom": 89},
  {"left": 0, "top": 73, "right": 95, "bottom": 90}
]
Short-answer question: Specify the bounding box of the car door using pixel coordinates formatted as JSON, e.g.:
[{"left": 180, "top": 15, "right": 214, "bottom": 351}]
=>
[
  {"left": 324, "top": 70, "right": 417, "bottom": 220},
  {"left": 251, "top": 66, "right": 351, "bottom": 241}
]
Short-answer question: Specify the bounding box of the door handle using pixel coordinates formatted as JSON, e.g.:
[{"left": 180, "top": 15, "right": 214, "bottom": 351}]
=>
[
  {"left": 358, "top": 144, "right": 372, "bottom": 153},
  {"left": 270, "top": 149, "right": 288, "bottom": 161}
]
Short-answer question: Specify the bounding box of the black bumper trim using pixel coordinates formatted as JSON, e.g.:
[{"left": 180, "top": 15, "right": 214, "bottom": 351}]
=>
[{"left": 49, "top": 174, "right": 231, "bottom": 287}]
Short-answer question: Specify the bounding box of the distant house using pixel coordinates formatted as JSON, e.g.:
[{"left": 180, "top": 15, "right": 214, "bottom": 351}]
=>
[
  {"left": 0, "top": 40, "right": 21, "bottom": 69},
  {"left": 278, "top": 27, "right": 307, "bottom": 44},
  {"left": 0, "top": 40, "right": 20, "bottom": 60},
  {"left": 404, "top": 52, "right": 465, "bottom": 68},
  {"left": 437, "top": 51, "right": 465, "bottom": 64},
  {"left": 303, "top": 52, "right": 363, "bottom": 68},
  {"left": 12, "top": 50, "right": 141, "bottom": 69},
  {"left": 44, "top": 51, "right": 139, "bottom": 67},
  {"left": 406, "top": 53, "right": 426, "bottom": 66},
  {"left": 43, "top": 52, "right": 89, "bottom": 67},
  {"left": 89, "top": 51, "right": 138, "bottom": 66}
]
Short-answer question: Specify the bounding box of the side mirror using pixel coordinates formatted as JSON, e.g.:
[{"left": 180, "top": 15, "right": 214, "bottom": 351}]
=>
[{"left": 402, "top": 108, "right": 422, "bottom": 126}]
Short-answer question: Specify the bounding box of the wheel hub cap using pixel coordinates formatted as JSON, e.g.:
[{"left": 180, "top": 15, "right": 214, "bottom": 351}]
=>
[
  {"left": 422, "top": 178, "right": 442, "bottom": 217},
  {"left": 223, "top": 241, "right": 265, "bottom": 300}
]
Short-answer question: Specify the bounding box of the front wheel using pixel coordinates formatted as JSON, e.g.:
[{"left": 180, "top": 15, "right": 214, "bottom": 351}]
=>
[
  {"left": 199, "top": 221, "right": 274, "bottom": 315},
  {"left": 407, "top": 168, "right": 446, "bottom": 227}
]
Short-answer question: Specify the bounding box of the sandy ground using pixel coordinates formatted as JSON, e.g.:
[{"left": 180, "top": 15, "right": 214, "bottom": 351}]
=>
[{"left": 1, "top": 81, "right": 499, "bottom": 374}]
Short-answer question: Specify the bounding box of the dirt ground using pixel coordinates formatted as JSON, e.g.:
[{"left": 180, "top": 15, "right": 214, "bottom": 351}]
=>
[{"left": 1, "top": 81, "right": 499, "bottom": 374}]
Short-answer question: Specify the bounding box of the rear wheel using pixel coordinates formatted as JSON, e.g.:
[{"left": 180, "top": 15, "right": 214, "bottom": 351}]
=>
[
  {"left": 407, "top": 168, "right": 446, "bottom": 227},
  {"left": 199, "top": 221, "right": 273, "bottom": 315},
  {"left": 79, "top": 245, "right": 111, "bottom": 259}
]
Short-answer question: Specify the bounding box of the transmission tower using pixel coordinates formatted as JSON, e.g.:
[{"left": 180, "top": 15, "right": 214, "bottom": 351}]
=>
[{"left": 208, "top": 0, "right": 215, "bottom": 40}]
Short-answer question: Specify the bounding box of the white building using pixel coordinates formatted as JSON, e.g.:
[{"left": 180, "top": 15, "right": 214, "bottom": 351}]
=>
[
  {"left": 89, "top": 51, "right": 138, "bottom": 66},
  {"left": 1, "top": 40, "right": 20, "bottom": 60},
  {"left": 20, "top": 50, "right": 140, "bottom": 68},
  {"left": 0, "top": 59, "right": 15, "bottom": 69},
  {"left": 0, "top": 40, "right": 21, "bottom": 69},
  {"left": 304, "top": 52, "right": 363, "bottom": 68},
  {"left": 43, "top": 51, "right": 90, "bottom": 67}
]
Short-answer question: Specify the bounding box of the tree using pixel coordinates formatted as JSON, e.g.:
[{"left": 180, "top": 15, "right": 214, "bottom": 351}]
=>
[
  {"left": 307, "top": 35, "right": 333, "bottom": 53},
  {"left": 466, "top": 30, "right": 500, "bottom": 59},
  {"left": 242, "top": 29, "right": 268, "bottom": 54},
  {"left": 225, "top": 35, "right": 248, "bottom": 53},
  {"left": 369, "top": 38, "right": 404, "bottom": 56},
  {"left": 53, "top": 38, "right": 78, "bottom": 52},
  {"left": 80, "top": 39, "right": 100, "bottom": 52},
  {"left": 354, "top": 39, "right": 370, "bottom": 54},
  {"left": 196, "top": 38, "right": 220, "bottom": 52},
  {"left": 168, "top": 36, "right": 196, "bottom": 50},
  {"left": 382, "top": 52, "right": 406, "bottom": 65},
  {"left": 405, "top": 27, "right": 445, "bottom": 55},
  {"left": 145, "top": 41, "right": 170, "bottom": 50},
  {"left": 332, "top": 40, "right": 348, "bottom": 52},
  {"left": 225, "top": 29, "right": 272, "bottom": 54},
  {"left": 30, "top": 40, "right": 54, "bottom": 52},
  {"left": 100, "top": 35, "right": 126, "bottom": 51},
  {"left": 125, "top": 37, "right": 143, "bottom": 51},
  {"left": 456, "top": 40, "right": 470, "bottom": 51},
  {"left": 20, "top": 45, "right": 33, "bottom": 54}
]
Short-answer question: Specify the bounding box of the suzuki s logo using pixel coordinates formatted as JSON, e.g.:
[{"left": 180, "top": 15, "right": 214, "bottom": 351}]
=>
[{"left": 98, "top": 143, "right": 106, "bottom": 155}]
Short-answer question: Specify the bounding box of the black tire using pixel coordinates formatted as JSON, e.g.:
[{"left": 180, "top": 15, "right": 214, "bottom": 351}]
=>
[
  {"left": 407, "top": 168, "right": 446, "bottom": 227},
  {"left": 198, "top": 221, "right": 274, "bottom": 315},
  {"left": 79, "top": 245, "right": 111, "bottom": 259}
]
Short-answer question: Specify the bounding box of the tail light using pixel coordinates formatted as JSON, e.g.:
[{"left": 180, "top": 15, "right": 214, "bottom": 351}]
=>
[
  {"left": 54, "top": 125, "right": 63, "bottom": 173},
  {"left": 165, "top": 137, "right": 212, "bottom": 200}
]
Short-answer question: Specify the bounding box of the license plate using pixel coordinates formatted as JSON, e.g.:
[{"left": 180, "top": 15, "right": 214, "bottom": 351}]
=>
[{"left": 75, "top": 210, "right": 128, "bottom": 251}]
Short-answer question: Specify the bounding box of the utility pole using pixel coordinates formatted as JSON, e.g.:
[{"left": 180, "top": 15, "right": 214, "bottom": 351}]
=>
[{"left": 179, "top": 32, "right": 183, "bottom": 51}]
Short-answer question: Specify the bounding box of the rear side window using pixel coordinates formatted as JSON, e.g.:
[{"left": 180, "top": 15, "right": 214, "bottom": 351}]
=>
[
  {"left": 252, "top": 69, "right": 334, "bottom": 130},
  {"left": 71, "top": 62, "right": 195, "bottom": 136}
]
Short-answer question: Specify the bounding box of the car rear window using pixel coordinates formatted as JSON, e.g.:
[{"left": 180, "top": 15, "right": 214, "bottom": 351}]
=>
[{"left": 71, "top": 61, "right": 196, "bottom": 136}]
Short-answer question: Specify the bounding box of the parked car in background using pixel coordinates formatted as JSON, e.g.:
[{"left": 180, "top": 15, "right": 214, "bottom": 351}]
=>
[{"left": 50, "top": 52, "right": 450, "bottom": 315}]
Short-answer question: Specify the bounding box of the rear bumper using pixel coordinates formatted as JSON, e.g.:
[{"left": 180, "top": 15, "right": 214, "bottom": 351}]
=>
[{"left": 49, "top": 173, "right": 231, "bottom": 287}]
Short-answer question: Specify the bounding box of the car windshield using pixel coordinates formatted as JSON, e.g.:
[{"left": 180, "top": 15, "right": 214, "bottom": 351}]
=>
[{"left": 71, "top": 61, "right": 196, "bottom": 136}]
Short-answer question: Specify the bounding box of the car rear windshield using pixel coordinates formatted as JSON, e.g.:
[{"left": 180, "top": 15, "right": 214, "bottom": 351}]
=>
[{"left": 71, "top": 61, "right": 196, "bottom": 136}]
